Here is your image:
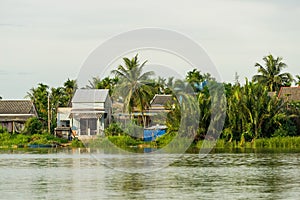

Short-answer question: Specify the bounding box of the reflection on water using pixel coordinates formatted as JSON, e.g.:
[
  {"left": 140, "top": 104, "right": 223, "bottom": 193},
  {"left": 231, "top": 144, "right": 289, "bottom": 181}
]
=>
[{"left": 0, "top": 148, "right": 300, "bottom": 199}]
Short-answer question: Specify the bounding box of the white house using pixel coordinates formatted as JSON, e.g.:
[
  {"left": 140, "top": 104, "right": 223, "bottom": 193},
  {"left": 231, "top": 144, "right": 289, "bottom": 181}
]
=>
[
  {"left": 70, "top": 89, "right": 112, "bottom": 139},
  {"left": 55, "top": 107, "right": 72, "bottom": 139}
]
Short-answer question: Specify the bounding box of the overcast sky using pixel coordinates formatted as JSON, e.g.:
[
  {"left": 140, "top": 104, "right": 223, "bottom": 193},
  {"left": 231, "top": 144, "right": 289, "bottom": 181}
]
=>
[{"left": 0, "top": 0, "right": 299, "bottom": 98}]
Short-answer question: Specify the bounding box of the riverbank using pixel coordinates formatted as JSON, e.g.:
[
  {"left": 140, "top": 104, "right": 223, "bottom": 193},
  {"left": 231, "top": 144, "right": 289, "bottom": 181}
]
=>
[
  {"left": 0, "top": 132, "right": 69, "bottom": 148},
  {"left": 1, "top": 132, "right": 300, "bottom": 151}
]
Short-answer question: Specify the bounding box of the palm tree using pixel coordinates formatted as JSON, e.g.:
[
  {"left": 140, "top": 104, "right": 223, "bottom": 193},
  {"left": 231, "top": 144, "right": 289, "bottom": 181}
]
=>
[
  {"left": 252, "top": 54, "right": 293, "bottom": 92},
  {"left": 63, "top": 79, "right": 77, "bottom": 106},
  {"left": 295, "top": 75, "right": 300, "bottom": 86},
  {"left": 86, "top": 77, "right": 101, "bottom": 89},
  {"left": 186, "top": 69, "right": 204, "bottom": 92},
  {"left": 111, "top": 54, "right": 155, "bottom": 127},
  {"left": 26, "top": 83, "right": 49, "bottom": 126},
  {"left": 86, "top": 76, "right": 118, "bottom": 95}
]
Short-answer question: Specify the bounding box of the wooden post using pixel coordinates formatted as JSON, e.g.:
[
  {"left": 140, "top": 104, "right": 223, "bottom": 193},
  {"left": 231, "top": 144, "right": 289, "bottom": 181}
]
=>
[
  {"left": 12, "top": 121, "right": 15, "bottom": 133},
  {"left": 48, "top": 94, "right": 50, "bottom": 133}
]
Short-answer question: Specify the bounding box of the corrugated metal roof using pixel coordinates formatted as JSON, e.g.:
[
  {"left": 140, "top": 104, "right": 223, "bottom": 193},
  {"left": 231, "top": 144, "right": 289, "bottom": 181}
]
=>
[
  {"left": 0, "top": 100, "right": 35, "bottom": 114},
  {"left": 150, "top": 94, "right": 173, "bottom": 106},
  {"left": 72, "top": 89, "right": 109, "bottom": 103}
]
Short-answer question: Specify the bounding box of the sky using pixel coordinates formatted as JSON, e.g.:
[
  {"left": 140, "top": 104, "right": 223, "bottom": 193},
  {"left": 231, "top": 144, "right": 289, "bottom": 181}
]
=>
[{"left": 0, "top": 0, "right": 299, "bottom": 98}]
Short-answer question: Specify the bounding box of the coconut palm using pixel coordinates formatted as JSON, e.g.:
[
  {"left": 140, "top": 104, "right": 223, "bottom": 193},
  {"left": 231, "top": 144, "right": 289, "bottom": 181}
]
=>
[
  {"left": 295, "top": 75, "right": 300, "bottom": 86},
  {"left": 26, "top": 83, "right": 49, "bottom": 126},
  {"left": 186, "top": 69, "right": 204, "bottom": 92},
  {"left": 111, "top": 54, "right": 155, "bottom": 127},
  {"left": 63, "top": 79, "right": 77, "bottom": 106},
  {"left": 86, "top": 77, "right": 101, "bottom": 89},
  {"left": 86, "top": 76, "right": 118, "bottom": 95},
  {"left": 252, "top": 54, "right": 293, "bottom": 92}
]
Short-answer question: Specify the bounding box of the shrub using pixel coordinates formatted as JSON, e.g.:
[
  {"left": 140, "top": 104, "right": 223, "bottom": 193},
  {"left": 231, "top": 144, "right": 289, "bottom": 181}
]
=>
[
  {"left": 0, "top": 124, "right": 7, "bottom": 133},
  {"left": 23, "top": 117, "right": 43, "bottom": 135},
  {"left": 104, "top": 123, "right": 124, "bottom": 136},
  {"left": 272, "top": 119, "right": 297, "bottom": 137},
  {"left": 123, "top": 122, "right": 143, "bottom": 139},
  {"left": 71, "top": 138, "right": 84, "bottom": 148}
]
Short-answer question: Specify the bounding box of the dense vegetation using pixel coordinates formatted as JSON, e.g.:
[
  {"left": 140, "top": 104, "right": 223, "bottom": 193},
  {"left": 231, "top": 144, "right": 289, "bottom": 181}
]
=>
[{"left": 1, "top": 53, "right": 300, "bottom": 149}]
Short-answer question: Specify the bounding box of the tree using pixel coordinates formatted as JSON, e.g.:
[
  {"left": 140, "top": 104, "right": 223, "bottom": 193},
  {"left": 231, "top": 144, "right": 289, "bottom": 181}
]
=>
[
  {"left": 86, "top": 76, "right": 118, "bottom": 95},
  {"left": 26, "top": 79, "right": 77, "bottom": 133},
  {"left": 252, "top": 54, "right": 293, "bottom": 92},
  {"left": 63, "top": 78, "right": 77, "bottom": 106},
  {"left": 186, "top": 69, "right": 204, "bottom": 92},
  {"left": 223, "top": 79, "right": 294, "bottom": 142},
  {"left": 111, "top": 54, "right": 155, "bottom": 127},
  {"left": 23, "top": 117, "right": 43, "bottom": 135},
  {"left": 295, "top": 75, "right": 300, "bottom": 86},
  {"left": 26, "top": 83, "right": 49, "bottom": 124}
]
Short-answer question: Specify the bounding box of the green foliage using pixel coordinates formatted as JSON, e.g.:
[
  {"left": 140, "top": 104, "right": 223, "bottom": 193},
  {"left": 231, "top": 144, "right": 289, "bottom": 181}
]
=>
[
  {"left": 27, "top": 79, "right": 77, "bottom": 134},
  {"left": 155, "top": 131, "right": 177, "bottom": 147},
  {"left": 108, "top": 135, "right": 142, "bottom": 147},
  {"left": 254, "top": 137, "right": 300, "bottom": 149},
  {"left": 223, "top": 78, "right": 294, "bottom": 141},
  {"left": 295, "top": 75, "right": 300, "bottom": 86},
  {"left": 104, "top": 123, "right": 124, "bottom": 136},
  {"left": 0, "top": 132, "right": 67, "bottom": 147},
  {"left": 272, "top": 119, "right": 297, "bottom": 137},
  {"left": 123, "top": 122, "right": 143, "bottom": 139},
  {"left": 26, "top": 83, "right": 49, "bottom": 123},
  {"left": 111, "top": 54, "right": 155, "bottom": 127},
  {"left": 252, "top": 54, "right": 293, "bottom": 92},
  {"left": 0, "top": 124, "right": 7, "bottom": 133},
  {"left": 23, "top": 117, "right": 43, "bottom": 135},
  {"left": 71, "top": 138, "right": 84, "bottom": 148},
  {"left": 86, "top": 76, "right": 118, "bottom": 96},
  {"left": 85, "top": 136, "right": 142, "bottom": 149},
  {"left": 29, "top": 133, "right": 67, "bottom": 145}
]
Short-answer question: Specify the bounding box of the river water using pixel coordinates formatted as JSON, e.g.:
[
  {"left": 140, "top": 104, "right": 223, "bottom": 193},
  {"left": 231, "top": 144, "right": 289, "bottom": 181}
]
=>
[{"left": 0, "top": 148, "right": 300, "bottom": 200}]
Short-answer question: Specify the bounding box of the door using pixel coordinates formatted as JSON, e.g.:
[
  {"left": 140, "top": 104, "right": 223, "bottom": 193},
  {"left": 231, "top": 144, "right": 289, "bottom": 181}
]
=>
[{"left": 80, "top": 118, "right": 97, "bottom": 135}]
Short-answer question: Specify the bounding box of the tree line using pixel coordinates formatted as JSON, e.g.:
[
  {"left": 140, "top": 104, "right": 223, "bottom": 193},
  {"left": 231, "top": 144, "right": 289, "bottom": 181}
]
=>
[{"left": 26, "top": 54, "right": 300, "bottom": 142}]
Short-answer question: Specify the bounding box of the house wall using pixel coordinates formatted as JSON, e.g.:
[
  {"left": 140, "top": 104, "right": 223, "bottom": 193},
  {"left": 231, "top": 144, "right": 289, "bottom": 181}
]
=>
[
  {"left": 69, "top": 94, "right": 112, "bottom": 138},
  {"left": 72, "top": 102, "right": 105, "bottom": 110},
  {"left": 57, "top": 112, "right": 71, "bottom": 127},
  {"left": 72, "top": 117, "right": 105, "bottom": 136}
]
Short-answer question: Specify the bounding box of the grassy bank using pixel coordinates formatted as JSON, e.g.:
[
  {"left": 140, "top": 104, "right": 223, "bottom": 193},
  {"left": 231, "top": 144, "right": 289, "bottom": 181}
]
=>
[
  {"left": 0, "top": 132, "right": 68, "bottom": 148},
  {"left": 195, "top": 136, "right": 300, "bottom": 150},
  {"left": 1, "top": 131, "right": 300, "bottom": 151}
]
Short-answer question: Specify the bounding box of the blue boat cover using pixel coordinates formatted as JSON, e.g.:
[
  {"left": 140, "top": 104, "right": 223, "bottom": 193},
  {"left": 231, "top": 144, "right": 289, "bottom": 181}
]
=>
[{"left": 144, "top": 129, "right": 166, "bottom": 141}]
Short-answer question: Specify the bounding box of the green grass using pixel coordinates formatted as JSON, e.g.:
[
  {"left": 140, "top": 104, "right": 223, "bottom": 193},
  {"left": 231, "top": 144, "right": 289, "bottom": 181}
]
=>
[
  {"left": 0, "top": 132, "right": 68, "bottom": 148},
  {"left": 195, "top": 137, "right": 300, "bottom": 150},
  {"left": 253, "top": 137, "right": 300, "bottom": 149}
]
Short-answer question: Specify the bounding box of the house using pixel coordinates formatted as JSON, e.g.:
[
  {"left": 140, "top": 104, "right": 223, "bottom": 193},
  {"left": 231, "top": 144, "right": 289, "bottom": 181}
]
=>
[
  {"left": 55, "top": 89, "right": 112, "bottom": 140},
  {"left": 143, "top": 94, "right": 174, "bottom": 141},
  {"left": 148, "top": 94, "right": 173, "bottom": 113},
  {"left": 54, "top": 107, "right": 72, "bottom": 139},
  {"left": 146, "top": 94, "right": 174, "bottom": 127},
  {"left": 0, "top": 99, "right": 38, "bottom": 133},
  {"left": 278, "top": 87, "right": 300, "bottom": 102}
]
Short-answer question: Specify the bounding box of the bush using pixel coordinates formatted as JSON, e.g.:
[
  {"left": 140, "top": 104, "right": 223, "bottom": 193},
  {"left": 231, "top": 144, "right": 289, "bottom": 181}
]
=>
[
  {"left": 272, "top": 120, "right": 297, "bottom": 137},
  {"left": 0, "top": 124, "right": 7, "bottom": 133},
  {"left": 104, "top": 123, "right": 124, "bottom": 136},
  {"left": 124, "top": 122, "right": 143, "bottom": 139},
  {"left": 23, "top": 117, "right": 43, "bottom": 135},
  {"left": 108, "top": 135, "right": 141, "bottom": 147},
  {"left": 71, "top": 138, "right": 84, "bottom": 148}
]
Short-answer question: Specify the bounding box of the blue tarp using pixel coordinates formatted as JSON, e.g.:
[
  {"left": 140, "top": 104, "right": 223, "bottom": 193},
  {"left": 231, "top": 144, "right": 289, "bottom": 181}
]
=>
[{"left": 144, "top": 129, "right": 166, "bottom": 141}]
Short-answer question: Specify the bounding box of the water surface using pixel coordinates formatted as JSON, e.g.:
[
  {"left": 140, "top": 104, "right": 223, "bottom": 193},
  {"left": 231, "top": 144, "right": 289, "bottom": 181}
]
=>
[{"left": 0, "top": 148, "right": 300, "bottom": 200}]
